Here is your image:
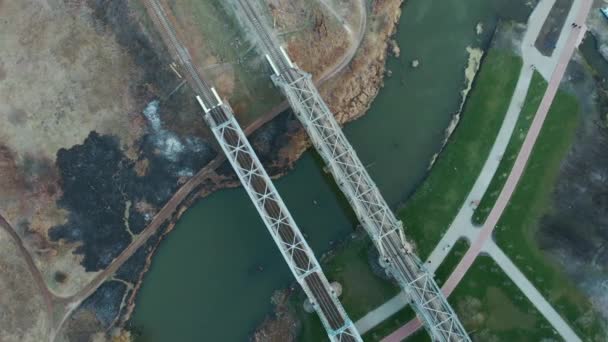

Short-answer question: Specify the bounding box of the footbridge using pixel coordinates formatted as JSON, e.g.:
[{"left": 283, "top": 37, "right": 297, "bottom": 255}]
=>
[
  {"left": 233, "top": 0, "right": 471, "bottom": 340},
  {"left": 144, "top": 0, "right": 361, "bottom": 340}
]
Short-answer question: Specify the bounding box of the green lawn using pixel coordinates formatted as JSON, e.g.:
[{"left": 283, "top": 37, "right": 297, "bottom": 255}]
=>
[
  {"left": 494, "top": 84, "right": 606, "bottom": 339},
  {"left": 361, "top": 242, "right": 558, "bottom": 342},
  {"left": 473, "top": 71, "right": 546, "bottom": 225},
  {"left": 450, "top": 257, "right": 557, "bottom": 341},
  {"left": 397, "top": 50, "right": 523, "bottom": 258},
  {"left": 323, "top": 236, "right": 401, "bottom": 319},
  {"left": 434, "top": 238, "right": 469, "bottom": 286},
  {"left": 297, "top": 254, "right": 562, "bottom": 341}
]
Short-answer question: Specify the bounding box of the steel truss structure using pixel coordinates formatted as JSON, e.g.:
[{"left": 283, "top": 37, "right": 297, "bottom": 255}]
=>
[
  {"left": 273, "top": 70, "right": 470, "bottom": 342},
  {"left": 232, "top": 0, "right": 471, "bottom": 340},
  {"left": 145, "top": 0, "right": 361, "bottom": 340},
  {"left": 200, "top": 99, "right": 361, "bottom": 342}
]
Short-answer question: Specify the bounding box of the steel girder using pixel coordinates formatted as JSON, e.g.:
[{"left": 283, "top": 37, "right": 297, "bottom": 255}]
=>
[
  {"left": 203, "top": 103, "right": 361, "bottom": 342},
  {"left": 272, "top": 70, "right": 470, "bottom": 342}
]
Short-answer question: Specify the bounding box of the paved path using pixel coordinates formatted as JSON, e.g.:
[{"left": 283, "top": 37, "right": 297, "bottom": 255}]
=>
[
  {"left": 482, "top": 240, "right": 582, "bottom": 342},
  {"left": 0, "top": 214, "right": 55, "bottom": 336},
  {"left": 355, "top": 292, "right": 409, "bottom": 334},
  {"left": 380, "top": 1, "right": 591, "bottom": 340},
  {"left": 527, "top": 0, "right": 587, "bottom": 80}
]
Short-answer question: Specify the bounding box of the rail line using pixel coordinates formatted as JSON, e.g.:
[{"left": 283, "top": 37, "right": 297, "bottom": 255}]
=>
[
  {"left": 233, "top": 0, "right": 470, "bottom": 340},
  {"left": 143, "top": 0, "right": 361, "bottom": 340}
]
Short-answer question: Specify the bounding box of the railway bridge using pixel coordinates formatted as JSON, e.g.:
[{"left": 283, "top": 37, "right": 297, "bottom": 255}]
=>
[
  {"left": 144, "top": 0, "right": 361, "bottom": 340},
  {"left": 233, "top": 0, "right": 471, "bottom": 340}
]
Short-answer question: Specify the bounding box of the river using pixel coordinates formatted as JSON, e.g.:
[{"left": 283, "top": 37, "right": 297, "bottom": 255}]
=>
[{"left": 131, "top": 0, "right": 533, "bottom": 340}]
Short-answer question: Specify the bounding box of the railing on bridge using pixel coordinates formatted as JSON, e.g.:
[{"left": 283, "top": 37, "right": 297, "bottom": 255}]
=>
[
  {"left": 198, "top": 95, "right": 361, "bottom": 342},
  {"left": 144, "top": 0, "right": 362, "bottom": 340},
  {"left": 233, "top": 0, "right": 471, "bottom": 340}
]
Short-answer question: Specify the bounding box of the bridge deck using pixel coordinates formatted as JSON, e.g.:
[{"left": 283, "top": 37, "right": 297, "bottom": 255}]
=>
[
  {"left": 144, "top": 1, "right": 361, "bottom": 340},
  {"left": 205, "top": 105, "right": 359, "bottom": 341},
  {"left": 233, "top": 0, "right": 470, "bottom": 340}
]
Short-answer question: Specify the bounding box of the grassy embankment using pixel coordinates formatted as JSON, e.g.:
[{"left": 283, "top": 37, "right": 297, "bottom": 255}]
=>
[
  {"left": 397, "top": 49, "right": 522, "bottom": 258},
  {"left": 493, "top": 80, "right": 606, "bottom": 339}
]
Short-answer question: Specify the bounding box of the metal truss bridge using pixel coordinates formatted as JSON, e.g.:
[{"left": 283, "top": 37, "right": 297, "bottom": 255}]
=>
[
  {"left": 233, "top": 0, "right": 471, "bottom": 340},
  {"left": 144, "top": 0, "right": 361, "bottom": 340}
]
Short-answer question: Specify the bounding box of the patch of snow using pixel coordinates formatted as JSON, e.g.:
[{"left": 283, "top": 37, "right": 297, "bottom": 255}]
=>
[{"left": 143, "top": 100, "right": 162, "bottom": 132}]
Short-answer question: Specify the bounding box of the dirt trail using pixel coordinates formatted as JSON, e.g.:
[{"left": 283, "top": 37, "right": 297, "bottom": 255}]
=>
[{"left": 0, "top": 213, "right": 56, "bottom": 336}]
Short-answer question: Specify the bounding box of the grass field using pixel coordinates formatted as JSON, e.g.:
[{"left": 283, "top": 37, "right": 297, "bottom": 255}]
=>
[
  {"left": 366, "top": 257, "right": 559, "bottom": 341},
  {"left": 397, "top": 50, "right": 523, "bottom": 258},
  {"left": 360, "top": 244, "right": 557, "bottom": 342},
  {"left": 434, "top": 238, "right": 469, "bottom": 286},
  {"left": 494, "top": 83, "right": 606, "bottom": 339},
  {"left": 472, "top": 71, "right": 546, "bottom": 225},
  {"left": 451, "top": 257, "right": 557, "bottom": 341}
]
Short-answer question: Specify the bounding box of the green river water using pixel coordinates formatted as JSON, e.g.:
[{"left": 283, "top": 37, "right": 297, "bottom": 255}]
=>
[{"left": 131, "top": 0, "right": 533, "bottom": 340}]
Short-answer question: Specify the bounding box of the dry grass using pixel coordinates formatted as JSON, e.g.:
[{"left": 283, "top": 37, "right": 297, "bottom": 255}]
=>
[
  {"left": 0, "top": 228, "right": 49, "bottom": 342},
  {"left": 0, "top": 0, "right": 146, "bottom": 297}
]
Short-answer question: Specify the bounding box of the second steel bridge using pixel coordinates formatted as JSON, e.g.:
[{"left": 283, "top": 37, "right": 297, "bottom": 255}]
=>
[{"left": 232, "top": 0, "right": 471, "bottom": 340}]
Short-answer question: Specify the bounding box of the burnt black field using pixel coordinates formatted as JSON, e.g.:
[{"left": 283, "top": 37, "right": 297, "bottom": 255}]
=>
[{"left": 49, "top": 126, "right": 215, "bottom": 272}]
